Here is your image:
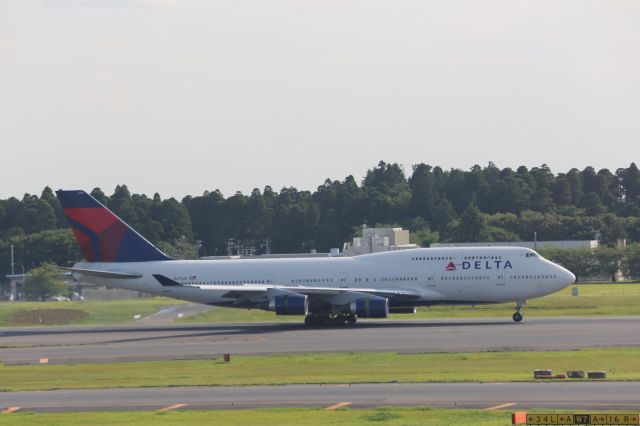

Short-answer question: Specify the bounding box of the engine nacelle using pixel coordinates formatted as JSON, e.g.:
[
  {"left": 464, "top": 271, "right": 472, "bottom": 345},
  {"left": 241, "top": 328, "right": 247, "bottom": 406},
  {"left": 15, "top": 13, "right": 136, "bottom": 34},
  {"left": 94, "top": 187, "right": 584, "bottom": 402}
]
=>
[
  {"left": 269, "top": 293, "right": 309, "bottom": 316},
  {"left": 350, "top": 298, "right": 389, "bottom": 318}
]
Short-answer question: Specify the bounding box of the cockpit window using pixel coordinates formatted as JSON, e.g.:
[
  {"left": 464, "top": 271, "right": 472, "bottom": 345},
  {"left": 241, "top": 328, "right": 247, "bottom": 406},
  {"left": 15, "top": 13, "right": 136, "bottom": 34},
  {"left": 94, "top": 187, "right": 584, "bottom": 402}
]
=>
[{"left": 525, "top": 252, "right": 538, "bottom": 258}]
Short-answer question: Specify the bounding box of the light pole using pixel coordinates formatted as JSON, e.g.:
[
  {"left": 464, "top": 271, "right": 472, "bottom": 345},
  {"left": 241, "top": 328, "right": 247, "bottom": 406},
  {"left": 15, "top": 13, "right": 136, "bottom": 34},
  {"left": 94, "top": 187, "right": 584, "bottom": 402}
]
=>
[{"left": 7, "top": 245, "right": 26, "bottom": 302}]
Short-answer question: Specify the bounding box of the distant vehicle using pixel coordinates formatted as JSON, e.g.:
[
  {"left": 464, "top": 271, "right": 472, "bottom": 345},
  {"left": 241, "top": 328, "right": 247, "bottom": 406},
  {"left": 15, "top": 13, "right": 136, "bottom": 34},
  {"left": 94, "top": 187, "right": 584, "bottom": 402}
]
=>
[
  {"left": 47, "top": 295, "right": 70, "bottom": 302},
  {"left": 56, "top": 190, "right": 575, "bottom": 326},
  {"left": 71, "top": 292, "right": 84, "bottom": 301}
]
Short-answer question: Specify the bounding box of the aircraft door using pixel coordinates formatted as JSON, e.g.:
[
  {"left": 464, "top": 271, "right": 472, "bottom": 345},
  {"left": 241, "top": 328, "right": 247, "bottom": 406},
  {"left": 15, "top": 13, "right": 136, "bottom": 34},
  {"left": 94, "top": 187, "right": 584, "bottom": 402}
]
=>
[
  {"left": 488, "top": 269, "right": 508, "bottom": 301},
  {"left": 339, "top": 272, "right": 348, "bottom": 288},
  {"left": 426, "top": 271, "right": 436, "bottom": 288}
]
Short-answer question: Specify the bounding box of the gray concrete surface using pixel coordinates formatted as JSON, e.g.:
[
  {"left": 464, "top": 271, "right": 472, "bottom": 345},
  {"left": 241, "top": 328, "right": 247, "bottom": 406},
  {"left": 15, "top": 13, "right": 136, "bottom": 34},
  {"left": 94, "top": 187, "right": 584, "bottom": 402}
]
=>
[
  {"left": 2, "top": 382, "right": 640, "bottom": 412},
  {"left": 140, "top": 303, "right": 213, "bottom": 323},
  {"left": 1, "top": 316, "right": 639, "bottom": 364}
]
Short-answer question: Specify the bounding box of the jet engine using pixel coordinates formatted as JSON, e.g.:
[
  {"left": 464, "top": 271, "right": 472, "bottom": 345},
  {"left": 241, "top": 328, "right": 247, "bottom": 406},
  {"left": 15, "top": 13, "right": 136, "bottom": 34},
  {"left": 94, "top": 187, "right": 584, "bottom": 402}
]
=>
[
  {"left": 349, "top": 297, "right": 389, "bottom": 318},
  {"left": 268, "top": 292, "right": 309, "bottom": 316}
]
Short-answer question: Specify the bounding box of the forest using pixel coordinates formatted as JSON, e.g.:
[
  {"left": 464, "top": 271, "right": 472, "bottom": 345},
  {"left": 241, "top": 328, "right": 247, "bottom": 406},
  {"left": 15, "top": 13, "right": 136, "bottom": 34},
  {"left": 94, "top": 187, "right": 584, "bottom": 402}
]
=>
[{"left": 1, "top": 162, "right": 640, "bottom": 281}]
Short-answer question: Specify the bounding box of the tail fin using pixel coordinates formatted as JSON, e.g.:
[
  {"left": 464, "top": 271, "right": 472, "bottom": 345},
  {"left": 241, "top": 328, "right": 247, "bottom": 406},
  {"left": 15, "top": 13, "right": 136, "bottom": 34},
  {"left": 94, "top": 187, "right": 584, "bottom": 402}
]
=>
[{"left": 56, "top": 190, "right": 171, "bottom": 262}]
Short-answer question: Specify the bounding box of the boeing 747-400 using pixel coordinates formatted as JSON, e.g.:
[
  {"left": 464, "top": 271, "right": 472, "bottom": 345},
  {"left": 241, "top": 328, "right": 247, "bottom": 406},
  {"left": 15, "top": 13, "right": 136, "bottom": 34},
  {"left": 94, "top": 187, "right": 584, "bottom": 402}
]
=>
[{"left": 56, "top": 190, "right": 575, "bottom": 326}]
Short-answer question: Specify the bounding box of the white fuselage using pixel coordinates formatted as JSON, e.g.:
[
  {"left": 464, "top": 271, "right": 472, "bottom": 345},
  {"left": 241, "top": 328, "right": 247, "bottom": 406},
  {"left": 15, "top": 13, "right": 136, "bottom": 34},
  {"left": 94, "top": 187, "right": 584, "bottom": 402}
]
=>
[{"left": 74, "top": 247, "right": 575, "bottom": 308}]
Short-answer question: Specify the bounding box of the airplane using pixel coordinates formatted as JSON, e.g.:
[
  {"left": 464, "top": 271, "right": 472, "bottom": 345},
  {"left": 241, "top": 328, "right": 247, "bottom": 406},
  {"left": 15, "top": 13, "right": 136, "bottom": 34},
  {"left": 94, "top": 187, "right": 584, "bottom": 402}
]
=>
[{"left": 56, "top": 190, "right": 576, "bottom": 326}]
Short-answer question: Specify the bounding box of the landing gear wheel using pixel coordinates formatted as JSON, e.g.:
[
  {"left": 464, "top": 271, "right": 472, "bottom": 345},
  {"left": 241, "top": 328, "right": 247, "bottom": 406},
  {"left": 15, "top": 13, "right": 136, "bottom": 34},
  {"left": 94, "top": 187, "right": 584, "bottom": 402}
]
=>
[
  {"left": 304, "top": 315, "right": 323, "bottom": 327},
  {"left": 305, "top": 314, "right": 357, "bottom": 327},
  {"left": 512, "top": 300, "right": 525, "bottom": 323}
]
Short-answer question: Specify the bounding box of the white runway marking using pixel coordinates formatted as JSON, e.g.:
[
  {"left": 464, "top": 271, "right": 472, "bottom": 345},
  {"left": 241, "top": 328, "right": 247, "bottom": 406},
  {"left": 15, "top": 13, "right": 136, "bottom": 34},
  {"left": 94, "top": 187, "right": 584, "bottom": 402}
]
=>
[
  {"left": 484, "top": 402, "right": 517, "bottom": 411},
  {"left": 325, "top": 402, "right": 352, "bottom": 410},
  {"left": 158, "top": 403, "right": 187, "bottom": 412}
]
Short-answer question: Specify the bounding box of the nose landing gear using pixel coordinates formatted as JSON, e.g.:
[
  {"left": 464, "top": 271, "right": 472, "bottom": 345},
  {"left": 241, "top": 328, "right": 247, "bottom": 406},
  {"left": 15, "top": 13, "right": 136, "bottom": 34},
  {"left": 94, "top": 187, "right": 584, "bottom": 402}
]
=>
[{"left": 512, "top": 300, "right": 525, "bottom": 323}]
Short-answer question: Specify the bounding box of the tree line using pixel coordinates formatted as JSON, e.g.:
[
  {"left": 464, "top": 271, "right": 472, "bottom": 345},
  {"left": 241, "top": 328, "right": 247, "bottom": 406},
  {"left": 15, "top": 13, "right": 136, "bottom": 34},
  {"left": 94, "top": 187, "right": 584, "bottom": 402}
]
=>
[
  {"left": 541, "top": 246, "right": 640, "bottom": 282},
  {"left": 1, "top": 162, "right": 640, "bottom": 281}
]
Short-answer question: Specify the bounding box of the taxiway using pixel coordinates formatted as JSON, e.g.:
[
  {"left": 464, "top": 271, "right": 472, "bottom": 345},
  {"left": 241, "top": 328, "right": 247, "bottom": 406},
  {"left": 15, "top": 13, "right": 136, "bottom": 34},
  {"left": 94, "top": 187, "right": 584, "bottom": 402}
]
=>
[{"left": 2, "top": 382, "right": 640, "bottom": 412}]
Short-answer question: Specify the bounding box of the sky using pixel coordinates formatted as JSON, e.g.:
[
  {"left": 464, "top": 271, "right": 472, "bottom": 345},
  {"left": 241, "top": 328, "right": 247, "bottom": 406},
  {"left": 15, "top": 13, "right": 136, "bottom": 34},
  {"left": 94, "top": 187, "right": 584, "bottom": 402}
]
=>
[{"left": 1, "top": 0, "right": 639, "bottom": 200}]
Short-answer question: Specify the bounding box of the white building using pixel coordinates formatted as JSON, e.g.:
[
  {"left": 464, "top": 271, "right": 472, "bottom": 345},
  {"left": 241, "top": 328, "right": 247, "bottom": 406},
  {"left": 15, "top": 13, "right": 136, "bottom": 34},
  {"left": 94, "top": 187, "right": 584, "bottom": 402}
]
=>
[{"left": 342, "top": 226, "right": 418, "bottom": 256}]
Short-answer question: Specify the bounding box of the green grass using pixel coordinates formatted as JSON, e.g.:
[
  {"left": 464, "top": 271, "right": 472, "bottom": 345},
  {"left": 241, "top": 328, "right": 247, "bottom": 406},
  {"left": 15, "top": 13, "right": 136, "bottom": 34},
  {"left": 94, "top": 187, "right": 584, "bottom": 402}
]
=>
[
  {"left": 3, "top": 408, "right": 639, "bottom": 426},
  {"left": 412, "top": 283, "right": 640, "bottom": 319},
  {"left": 178, "top": 304, "right": 295, "bottom": 323},
  {"left": 0, "top": 298, "right": 183, "bottom": 326},
  {"left": 180, "top": 283, "right": 640, "bottom": 323},
  {"left": 1, "top": 284, "right": 639, "bottom": 327},
  {"left": 1, "top": 348, "right": 638, "bottom": 391},
  {"left": 0, "top": 408, "right": 510, "bottom": 426}
]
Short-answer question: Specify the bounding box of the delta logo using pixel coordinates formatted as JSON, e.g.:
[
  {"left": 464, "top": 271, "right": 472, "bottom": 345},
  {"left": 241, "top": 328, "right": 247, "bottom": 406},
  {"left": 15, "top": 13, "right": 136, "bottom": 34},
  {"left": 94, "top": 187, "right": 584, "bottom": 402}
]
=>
[
  {"left": 463, "top": 260, "right": 513, "bottom": 270},
  {"left": 445, "top": 260, "right": 513, "bottom": 271}
]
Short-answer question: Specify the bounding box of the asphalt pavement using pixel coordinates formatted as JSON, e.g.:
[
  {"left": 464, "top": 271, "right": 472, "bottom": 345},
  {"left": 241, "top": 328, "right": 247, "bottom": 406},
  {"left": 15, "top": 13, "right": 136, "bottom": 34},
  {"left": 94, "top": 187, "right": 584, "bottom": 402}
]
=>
[
  {"left": 2, "top": 382, "right": 640, "bottom": 412},
  {"left": 1, "top": 316, "right": 639, "bottom": 364}
]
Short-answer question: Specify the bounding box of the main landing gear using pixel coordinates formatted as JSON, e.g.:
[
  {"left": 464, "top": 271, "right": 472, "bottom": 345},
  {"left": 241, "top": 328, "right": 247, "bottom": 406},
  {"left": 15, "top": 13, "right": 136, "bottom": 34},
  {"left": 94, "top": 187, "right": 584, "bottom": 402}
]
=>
[
  {"left": 304, "top": 313, "right": 357, "bottom": 327},
  {"left": 512, "top": 300, "right": 525, "bottom": 323}
]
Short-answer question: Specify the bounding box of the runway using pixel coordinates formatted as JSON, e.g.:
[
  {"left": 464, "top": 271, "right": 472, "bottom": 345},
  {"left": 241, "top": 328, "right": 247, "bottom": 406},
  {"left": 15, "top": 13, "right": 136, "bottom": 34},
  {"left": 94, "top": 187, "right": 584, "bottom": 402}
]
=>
[
  {"left": 2, "top": 382, "right": 640, "bottom": 412},
  {"left": 1, "top": 316, "right": 640, "bottom": 364}
]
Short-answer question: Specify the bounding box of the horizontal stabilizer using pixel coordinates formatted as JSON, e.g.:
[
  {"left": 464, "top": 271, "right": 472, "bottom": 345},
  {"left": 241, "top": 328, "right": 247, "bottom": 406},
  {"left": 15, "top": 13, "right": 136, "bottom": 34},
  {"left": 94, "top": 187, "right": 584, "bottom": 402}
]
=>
[{"left": 58, "top": 267, "right": 143, "bottom": 279}]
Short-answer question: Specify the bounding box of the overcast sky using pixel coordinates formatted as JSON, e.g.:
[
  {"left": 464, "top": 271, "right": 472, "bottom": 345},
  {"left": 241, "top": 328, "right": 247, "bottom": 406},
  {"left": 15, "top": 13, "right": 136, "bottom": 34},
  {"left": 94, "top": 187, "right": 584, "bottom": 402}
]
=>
[{"left": 1, "top": 0, "right": 639, "bottom": 199}]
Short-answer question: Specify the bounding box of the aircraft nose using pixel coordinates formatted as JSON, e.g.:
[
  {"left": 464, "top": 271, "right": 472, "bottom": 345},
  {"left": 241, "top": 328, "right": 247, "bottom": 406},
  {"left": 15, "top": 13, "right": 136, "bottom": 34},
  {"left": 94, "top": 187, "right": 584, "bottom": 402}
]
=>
[{"left": 560, "top": 267, "right": 576, "bottom": 286}]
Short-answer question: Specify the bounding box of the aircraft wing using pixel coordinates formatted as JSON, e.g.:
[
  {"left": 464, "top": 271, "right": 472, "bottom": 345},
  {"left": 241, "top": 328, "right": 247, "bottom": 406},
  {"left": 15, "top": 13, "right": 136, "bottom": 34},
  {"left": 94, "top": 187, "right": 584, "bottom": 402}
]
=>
[{"left": 152, "top": 274, "right": 421, "bottom": 300}]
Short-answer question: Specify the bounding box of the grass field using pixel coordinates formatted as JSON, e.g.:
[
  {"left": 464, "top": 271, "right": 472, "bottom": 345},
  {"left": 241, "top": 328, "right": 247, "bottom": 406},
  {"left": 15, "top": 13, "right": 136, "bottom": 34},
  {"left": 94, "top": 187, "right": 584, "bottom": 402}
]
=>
[
  {"left": 1, "top": 284, "right": 639, "bottom": 327},
  {"left": 4, "top": 408, "right": 638, "bottom": 426},
  {"left": 0, "top": 298, "right": 182, "bottom": 326},
  {"left": 411, "top": 283, "right": 640, "bottom": 319},
  {"left": 0, "top": 407, "right": 515, "bottom": 426},
  {"left": 1, "top": 348, "right": 638, "bottom": 391}
]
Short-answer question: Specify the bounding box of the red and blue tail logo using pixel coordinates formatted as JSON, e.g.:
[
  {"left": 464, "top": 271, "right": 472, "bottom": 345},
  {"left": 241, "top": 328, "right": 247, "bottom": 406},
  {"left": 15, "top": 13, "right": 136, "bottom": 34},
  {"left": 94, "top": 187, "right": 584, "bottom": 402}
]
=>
[{"left": 56, "top": 190, "right": 171, "bottom": 263}]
